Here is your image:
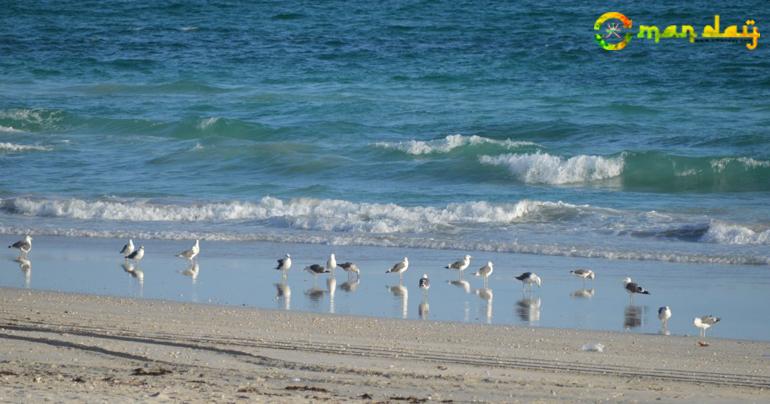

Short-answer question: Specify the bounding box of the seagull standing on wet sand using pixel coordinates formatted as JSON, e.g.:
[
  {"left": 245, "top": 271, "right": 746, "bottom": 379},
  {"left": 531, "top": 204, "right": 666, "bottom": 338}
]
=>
[
  {"left": 515, "top": 272, "right": 542, "bottom": 291},
  {"left": 694, "top": 315, "right": 720, "bottom": 338},
  {"left": 126, "top": 245, "right": 145, "bottom": 262},
  {"left": 304, "top": 264, "right": 329, "bottom": 278},
  {"left": 8, "top": 235, "right": 32, "bottom": 256},
  {"left": 473, "top": 261, "right": 493, "bottom": 286},
  {"left": 446, "top": 255, "right": 471, "bottom": 273},
  {"left": 570, "top": 268, "right": 595, "bottom": 286},
  {"left": 623, "top": 277, "right": 650, "bottom": 301},
  {"left": 658, "top": 306, "right": 672, "bottom": 333},
  {"left": 386, "top": 257, "right": 409, "bottom": 280},
  {"left": 176, "top": 239, "right": 200, "bottom": 261},
  {"left": 327, "top": 253, "right": 336, "bottom": 273},
  {"left": 338, "top": 262, "right": 360, "bottom": 279},
  {"left": 119, "top": 239, "right": 134, "bottom": 258},
  {"left": 418, "top": 273, "right": 430, "bottom": 292},
  {"left": 276, "top": 254, "right": 292, "bottom": 274}
]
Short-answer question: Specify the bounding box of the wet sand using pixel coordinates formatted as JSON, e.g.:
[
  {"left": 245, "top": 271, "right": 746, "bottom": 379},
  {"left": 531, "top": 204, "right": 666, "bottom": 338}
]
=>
[{"left": 1, "top": 288, "right": 768, "bottom": 402}]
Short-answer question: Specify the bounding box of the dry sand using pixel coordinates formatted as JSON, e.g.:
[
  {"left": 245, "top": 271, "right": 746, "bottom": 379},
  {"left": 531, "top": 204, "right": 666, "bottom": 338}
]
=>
[{"left": 0, "top": 288, "right": 768, "bottom": 403}]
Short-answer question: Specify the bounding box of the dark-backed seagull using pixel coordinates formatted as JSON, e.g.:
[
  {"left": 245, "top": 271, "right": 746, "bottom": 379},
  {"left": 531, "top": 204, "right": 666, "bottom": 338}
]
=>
[
  {"left": 120, "top": 239, "right": 134, "bottom": 258},
  {"left": 176, "top": 239, "right": 200, "bottom": 260},
  {"left": 276, "top": 253, "right": 292, "bottom": 272},
  {"left": 693, "top": 315, "right": 720, "bottom": 338},
  {"left": 446, "top": 254, "right": 471, "bottom": 272},
  {"left": 418, "top": 273, "right": 430, "bottom": 291},
  {"left": 623, "top": 277, "right": 650, "bottom": 298},
  {"left": 126, "top": 245, "right": 145, "bottom": 262},
  {"left": 386, "top": 257, "right": 409, "bottom": 279},
  {"left": 515, "top": 272, "right": 542, "bottom": 290},
  {"left": 304, "top": 264, "right": 329, "bottom": 277},
  {"left": 338, "top": 262, "right": 360, "bottom": 278},
  {"left": 570, "top": 268, "right": 595, "bottom": 283},
  {"left": 8, "top": 235, "right": 32, "bottom": 256}
]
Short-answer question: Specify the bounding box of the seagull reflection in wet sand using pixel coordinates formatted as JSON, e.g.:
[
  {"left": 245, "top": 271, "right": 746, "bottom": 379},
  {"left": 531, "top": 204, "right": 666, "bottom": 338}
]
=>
[
  {"left": 327, "top": 275, "right": 336, "bottom": 314},
  {"left": 274, "top": 281, "right": 291, "bottom": 310},
  {"left": 180, "top": 261, "right": 200, "bottom": 283},
  {"left": 571, "top": 288, "right": 595, "bottom": 299},
  {"left": 16, "top": 257, "right": 31, "bottom": 288},
  {"left": 339, "top": 276, "right": 360, "bottom": 293},
  {"left": 476, "top": 287, "right": 493, "bottom": 324},
  {"left": 387, "top": 284, "right": 408, "bottom": 319},
  {"left": 121, "top": 262, "right": 144, "bottom": 297},
  {"left": 516, "top": 297, "right": 541, "bottom": 324},
  {"left": 624, "top": 305, "right": 644, "bottom": 330},
  {"left": 447, "top": 279, "right": 471, "bottom": 294},
  {"left": 418, "top": 274, "right": 430, "bottom": 320}
]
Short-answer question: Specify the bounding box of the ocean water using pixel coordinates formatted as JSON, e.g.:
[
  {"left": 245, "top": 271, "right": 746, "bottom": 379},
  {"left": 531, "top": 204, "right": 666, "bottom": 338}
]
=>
[{"left": 1, "top": 1, "right": 769, "bottom": 267}]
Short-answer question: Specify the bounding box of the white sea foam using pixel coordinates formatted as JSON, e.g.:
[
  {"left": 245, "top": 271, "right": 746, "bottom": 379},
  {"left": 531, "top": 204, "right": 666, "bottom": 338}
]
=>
[
  {"left": 479, "top": 152, "right": 625, "bottom": 184},
  {"left": 702, "top": 221, "right": 770, "bottom": 245},
  {"left": 710, "top": 157, "right": 770, "bottom": 172},
  {"left": 1, "top": 196, "right": 592, "bottom": 233},
  {"left": 375, "top": 134, "right": 538, "bottom": 155},
  {"left": 0, "top": 143, "right": 52, "bottom": 152},
  {"left": 0, "top": 125, "right": 23, "bottom": 133},
  {"left": 0, "top": 225, "right": 765, "bottom": 266},
  {"left": 196, "top": 117, "right": 220, "bottom": 130}
]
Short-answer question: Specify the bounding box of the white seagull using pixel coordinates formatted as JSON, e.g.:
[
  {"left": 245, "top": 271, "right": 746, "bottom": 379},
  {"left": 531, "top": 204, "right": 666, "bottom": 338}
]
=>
[
  {"left": 473, "top": 261, "right": 494, "bottom": 286},
  {"left": 386, "top": 257, "right": 409, "bottom": 279},
  {"left": 515, "top": 272, "right": 542, "bottom": 290},
  {"left": 658, "top": 306, "right": 672, "bottom": 332},
  {"left": 276, "top": 254, "right": 292, "bottom": 272},
  {"left": 327, "top": 253, "right": 336, "bottom": 273},
  {"left": 446, "top": 255, "right": 471, "bottom": 272},
  {"left": 126, "top": 245, "right": 145, "bottom": 262},
  {"left": 8, "top": 235, "right": 32, "bottom": 256},
  {"left": 693, "top": 315, "right": 720, "bottom": 338},
  {"left": 176, "top": 239, "right": 200, "bottom": 260},
  {"left": 119, "top": 239, "right": 135, "bottom": 258}
]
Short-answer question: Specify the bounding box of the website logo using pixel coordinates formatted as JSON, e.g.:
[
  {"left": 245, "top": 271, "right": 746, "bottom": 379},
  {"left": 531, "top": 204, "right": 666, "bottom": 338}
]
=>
[{"left": 595, "top": 13, "right": 760, "bottom": 51}]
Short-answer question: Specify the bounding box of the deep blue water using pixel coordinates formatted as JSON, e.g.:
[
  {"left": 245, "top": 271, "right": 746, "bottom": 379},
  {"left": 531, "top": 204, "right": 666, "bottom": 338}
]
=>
[{"left": 1, "top": 1, "right": 769, "bottom": 265}]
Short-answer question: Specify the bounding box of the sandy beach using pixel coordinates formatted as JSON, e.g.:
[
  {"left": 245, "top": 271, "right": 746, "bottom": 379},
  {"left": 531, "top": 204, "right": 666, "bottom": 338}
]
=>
[{"left": 1, "top": 288, "right": 768, "bottom": 402}]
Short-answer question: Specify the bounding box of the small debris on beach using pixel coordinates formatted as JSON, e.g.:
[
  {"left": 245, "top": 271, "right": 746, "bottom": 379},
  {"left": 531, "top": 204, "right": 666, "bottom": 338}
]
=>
[{"left": 581, "top": 343, "right": 605, "bottom": 352}]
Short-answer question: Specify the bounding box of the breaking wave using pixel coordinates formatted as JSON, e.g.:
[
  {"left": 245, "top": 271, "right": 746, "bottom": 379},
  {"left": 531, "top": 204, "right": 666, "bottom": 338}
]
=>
[
  {"left": 479, "top": 152, "right": 624, "bottom": 184},
  {"left": 0, "top": 142, "right": 52, "bottom": 152},
  {"left": 375, "top": 134, "right": 538, "bottom": 155}
]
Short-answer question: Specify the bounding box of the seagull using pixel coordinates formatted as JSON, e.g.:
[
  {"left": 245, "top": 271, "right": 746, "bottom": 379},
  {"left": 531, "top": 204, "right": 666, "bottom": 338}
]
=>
[
  {"left": 276, "top": 253, "right": 292, "bottom": 272},
  {"left": 446, "top": 255, "right": 471, "bottom": 272},
  {"left": 694, "top": 315, "right": 720, "bottom": 338},
  {"left": 570, "top": 268, "right": 595, "bottom": 285},
  {"left": 327, "top": 253, "right": 336, "bottom": 273},
  {"left": 126, "top": 245, "right": 145, "bottom": 262},
  {"left": 473, "top": 261, "right": 493, "bottom": 286},
  {"left": 119, "top": 239, "right": 135, "bottom": 258},
  {"left": 176, "top": 239, "right": 200, "bottom": 260},
  {"left": 623, "top": 277, "right": 650, "bottom": 299},
  {"left": 515, "top": 272, "right": 542, "bottom": 291},
  {"left": 386, "top": 257, "right": 409, "bottom": 280},
  {"left": 418, "top": 273, "right": 430, "bottom": 291},
  {"left": 337, "top": 262, "right": 360, "bottom": 279},
  {"left": 304, "top": 264, "right": 329, "bottom": 277},
  {"left": 658, "top": 306, "right": 672, "bottom": 333},
  {"left": 8, "top": 235, "right": 32, "bottom": 256}
]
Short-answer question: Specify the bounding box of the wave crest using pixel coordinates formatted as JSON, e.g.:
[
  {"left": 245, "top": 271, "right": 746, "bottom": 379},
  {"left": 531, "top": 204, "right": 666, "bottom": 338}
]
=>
[
  {"left": 480, "top": 152, "right": 625, "bottom": 184},
  {"left": 0, "top": 143, "right": 52, "bottom": 152},
  {"left": 375, "top": 134, "right": 538, "bottom": 155},
  {"left": 0, "top": 196, "right": 586, "bottom": 233}
]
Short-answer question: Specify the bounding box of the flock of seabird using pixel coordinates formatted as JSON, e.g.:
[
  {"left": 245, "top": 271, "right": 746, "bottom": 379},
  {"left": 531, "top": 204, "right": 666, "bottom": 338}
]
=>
[{"left": 7, "top": 235, "right": 722, "bottom": 339}]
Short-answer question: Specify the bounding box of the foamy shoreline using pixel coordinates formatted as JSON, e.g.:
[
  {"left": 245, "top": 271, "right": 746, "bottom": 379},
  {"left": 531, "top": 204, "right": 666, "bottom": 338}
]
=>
[{"left": 0, "top": 288, "right": 768, "bottom": 402}]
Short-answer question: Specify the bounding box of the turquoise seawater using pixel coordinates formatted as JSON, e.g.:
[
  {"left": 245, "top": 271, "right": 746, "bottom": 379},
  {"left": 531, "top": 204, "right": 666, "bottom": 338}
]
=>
[{"left": 1, "top": 1, "right": 769, "bottom": 265}]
